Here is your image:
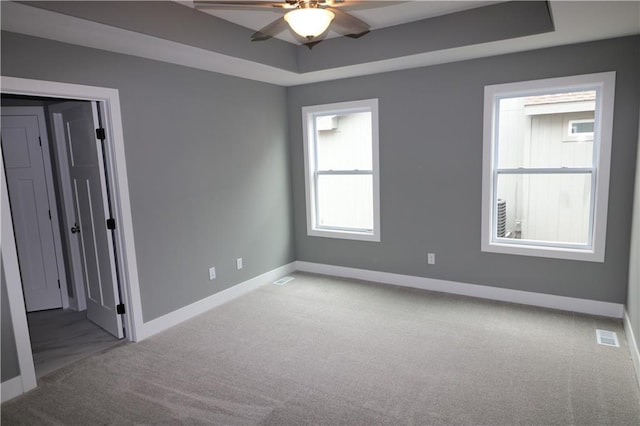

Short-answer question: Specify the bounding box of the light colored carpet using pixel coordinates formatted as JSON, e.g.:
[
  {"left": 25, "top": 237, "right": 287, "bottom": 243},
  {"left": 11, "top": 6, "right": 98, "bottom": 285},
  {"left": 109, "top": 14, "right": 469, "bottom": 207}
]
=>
[{"left": 2, "top": 272, "right": 639, "bottom": 425}]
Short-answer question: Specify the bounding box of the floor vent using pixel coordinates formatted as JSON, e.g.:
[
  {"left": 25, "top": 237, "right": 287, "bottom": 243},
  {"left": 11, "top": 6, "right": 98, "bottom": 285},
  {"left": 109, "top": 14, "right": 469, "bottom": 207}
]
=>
[
  {"left": 273, "top": 276, "right": 294, "bottom": 286},
  {"left": 596, "top": 329, "right": 619, "bottom": 347}
]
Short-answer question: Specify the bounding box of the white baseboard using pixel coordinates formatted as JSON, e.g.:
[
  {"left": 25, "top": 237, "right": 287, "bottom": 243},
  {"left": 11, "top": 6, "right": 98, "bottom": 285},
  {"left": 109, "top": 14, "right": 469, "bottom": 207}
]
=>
[
  {"left": 1, "top": 375, "right": 24, "bottom": 403},
  {"left": 623, "top": 310, "right": 640, "bottom": 389},
  {"left": 295, "top": 261, "right": 624, "bottom": 318},
  {"left": 137, "top": 262, "right": 296, "bottom": 341}
]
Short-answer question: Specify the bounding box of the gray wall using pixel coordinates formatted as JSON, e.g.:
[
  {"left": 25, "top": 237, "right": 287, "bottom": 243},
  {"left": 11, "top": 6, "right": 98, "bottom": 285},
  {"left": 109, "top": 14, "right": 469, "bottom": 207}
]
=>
[
  {"left": 1, "top": 31, "right": 295, "bottom": 323},
  {"left": 628, "top": 112, "right": 640, "bottom": 352},
  {"left": 23, "top": 1, "right": 552, "bottom": 76},
  {"left": 2, "top": 28, "right": 638, "bottom": 387},
  {"left": 1, "top": 259, "right": 21, "bottom": 382},
  {"left": 296, "top": 1, "right": 554, "bottom": 73},
  {"left": 288, "top": 36, "right": 640, "bottom": 304},
  {"left": 26, "top": 0, "right": 298, "bottom": 72}
]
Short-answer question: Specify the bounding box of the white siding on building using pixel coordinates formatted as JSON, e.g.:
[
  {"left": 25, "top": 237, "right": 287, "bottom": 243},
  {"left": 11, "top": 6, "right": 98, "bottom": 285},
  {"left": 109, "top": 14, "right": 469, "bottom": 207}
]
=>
[
  {"left": 315, "top": 112, "right": 373, "bottom": 230},
  {"left": 496, "top": 96, "right": 594, "bottom": 244}
]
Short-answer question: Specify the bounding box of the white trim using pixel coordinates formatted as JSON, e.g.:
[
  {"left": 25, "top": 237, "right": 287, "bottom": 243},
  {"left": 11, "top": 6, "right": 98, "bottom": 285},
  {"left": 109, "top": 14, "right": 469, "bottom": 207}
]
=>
[
  {"left": 94, "top": 95, "right": 143, "bottom": 341},
  {"left": 0, "top": 1, "right": 299, "bottom": 87},
  {"left": 1, "top": 150, "right": 37, "bottom": 397},
  {"left": 2, "top": 1, "right": 639, "bottom": 87},
  {"left": 295, "top": 261, "right": 624, "bottom": 318},
  {"left": 1, "top": 376, "right": 25, "bottom": 403},
  {"left": 623, "top": 310, "right": 640, "bottom": 389},
  {"left": 138, "top": 262, "right": 297, "bottom": 341},
  {"left": 481, "top": 72, "right": 616, "bottom": 262},
  {"left": 302, "top": 98, "right": 381, "bottom": 242},
  {"left": 0, "top": 76, "right": 144, "bottom": 342},
  {"left": 1, "top": 77, "right": 144, "bottom": 401}
]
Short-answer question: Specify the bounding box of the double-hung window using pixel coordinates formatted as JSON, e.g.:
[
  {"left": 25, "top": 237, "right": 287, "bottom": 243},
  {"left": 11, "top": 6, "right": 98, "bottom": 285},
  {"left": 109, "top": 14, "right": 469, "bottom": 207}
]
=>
[
  {"left": 302, "top": 99, "right": 380, "bottom": 241},
  {"left": 481, "top": 72, "right": 615, "bottom": 262}
]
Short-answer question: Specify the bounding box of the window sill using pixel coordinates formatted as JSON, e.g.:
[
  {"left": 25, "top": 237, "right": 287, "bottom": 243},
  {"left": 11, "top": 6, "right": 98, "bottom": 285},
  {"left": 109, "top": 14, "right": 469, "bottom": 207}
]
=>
[
  {"left": 308, "top": 228, "right": 380, "bottom": 242},
  {"left": 481, "top": 240, "right": 604, "bottom": 262}
]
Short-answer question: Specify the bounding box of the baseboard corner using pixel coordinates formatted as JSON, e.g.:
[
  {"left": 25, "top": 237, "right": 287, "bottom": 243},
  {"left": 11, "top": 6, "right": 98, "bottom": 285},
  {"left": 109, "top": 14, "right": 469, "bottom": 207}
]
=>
[{"left": 137, "top": 262, "right": 296, "bottom": 341}]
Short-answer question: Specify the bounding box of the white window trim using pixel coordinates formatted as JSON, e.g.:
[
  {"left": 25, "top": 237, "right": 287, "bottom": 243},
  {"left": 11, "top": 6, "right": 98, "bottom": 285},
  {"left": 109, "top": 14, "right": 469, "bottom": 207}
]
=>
[
  {"left": 481, "top": 72, "right": 616, "bottom": 262},
  {"left": 302, "top": 98, "right": 381, "bottom": 242}
]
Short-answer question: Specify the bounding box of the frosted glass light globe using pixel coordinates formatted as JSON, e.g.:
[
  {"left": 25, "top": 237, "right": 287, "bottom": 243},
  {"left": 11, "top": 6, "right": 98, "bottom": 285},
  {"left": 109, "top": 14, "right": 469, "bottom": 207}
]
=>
[{"left": 284, "top": 8, "right": 335, "bottom": 38}]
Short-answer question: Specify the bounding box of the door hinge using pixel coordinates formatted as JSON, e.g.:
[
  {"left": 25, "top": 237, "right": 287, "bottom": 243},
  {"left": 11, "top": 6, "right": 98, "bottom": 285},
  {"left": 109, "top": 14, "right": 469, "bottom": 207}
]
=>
[
  {"left": 96, "top": 128, "right": 106, "bottom": 140},
  {"left": 39, "top": 136, "right": 42, "bottom": 146},
  {"left": 58, "top": 280, "right": 61, "bottom": 289},
  {"left": 116, "top": 303, "right": 125, "bottom": 315},
  {"left": 106, "top": 218, "right": 116, "bottom": 230},
  {"left": 48, "top": 210, "right": 52, "bottom": 220}
]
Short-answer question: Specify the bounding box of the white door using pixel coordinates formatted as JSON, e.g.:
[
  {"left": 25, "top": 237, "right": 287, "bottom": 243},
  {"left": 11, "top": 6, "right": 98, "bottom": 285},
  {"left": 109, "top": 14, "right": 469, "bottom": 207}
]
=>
[
  {"left": 50, "top": 101, "right": 123, "bottom": 338},
  {"left": 1, "top": 114, "right": 62, "bottom": 312}
]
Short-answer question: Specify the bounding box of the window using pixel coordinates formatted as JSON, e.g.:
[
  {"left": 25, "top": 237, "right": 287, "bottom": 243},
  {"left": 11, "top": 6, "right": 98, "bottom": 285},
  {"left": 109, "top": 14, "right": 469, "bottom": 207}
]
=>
[
  {"left": 302, "top": 99, "right": 380, "bottom": 241},
  {"left": 565, "top": 117, "right": 595, "bottom": 142},
  {"left": 481, "top": 72, "right": 615, "bottom": 261},
  {"left": 569, "top": 119, "right": 594, "bottom": 136}
]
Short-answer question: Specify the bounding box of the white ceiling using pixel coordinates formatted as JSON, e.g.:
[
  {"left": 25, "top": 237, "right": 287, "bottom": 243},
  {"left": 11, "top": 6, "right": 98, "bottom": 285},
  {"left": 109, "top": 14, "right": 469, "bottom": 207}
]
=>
[
  {"left": 185, "top": 1, "right": 502, "bottom": 43},
  {"left": 2, "top": 1, "right": 639, "bottom": 86}
]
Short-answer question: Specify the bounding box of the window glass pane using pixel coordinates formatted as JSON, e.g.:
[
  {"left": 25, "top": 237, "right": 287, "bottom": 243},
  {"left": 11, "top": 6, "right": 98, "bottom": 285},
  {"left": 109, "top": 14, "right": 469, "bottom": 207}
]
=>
[
  {"left": 570, "top": 120, "right": 594, "bottom": 134},
  {"left": 316, "top": 111, "right": 372, "bottom": 171},
  {"left": 317, "top": 174, "right": 373, "bottom": 230},
  {"left": 497, "top": 90, "right": 596, "bottom": 168},
  {"left": 496, "top": 173, "right": 592, "bottom": 244}
]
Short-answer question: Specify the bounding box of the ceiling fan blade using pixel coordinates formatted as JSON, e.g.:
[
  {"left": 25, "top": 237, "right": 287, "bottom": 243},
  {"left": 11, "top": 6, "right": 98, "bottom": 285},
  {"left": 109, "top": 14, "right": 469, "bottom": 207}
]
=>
[
  {"left": 194, "top": 1, "right": 290, "bottom": 9},
  {"left": 251, "top": 16, "right": 289, "bottom": 41},
  {"left": 342, "top": 30, "right": 370, "bottom": 39},
  {"left": 326, "top": 0, "right": 398, "bottom": 11},
  {"left": 327, "top": 7, "right": 370, "bottom": 36}
]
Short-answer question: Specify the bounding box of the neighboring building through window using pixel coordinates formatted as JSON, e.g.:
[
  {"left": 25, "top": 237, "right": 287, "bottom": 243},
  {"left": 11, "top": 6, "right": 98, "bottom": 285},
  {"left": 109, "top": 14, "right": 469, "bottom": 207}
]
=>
[
  {"left": 302, "top": 99, "right": 380, "bottom": 241},
  {"left": 481, "top": 72, "right": 615, "bottom": 261}
]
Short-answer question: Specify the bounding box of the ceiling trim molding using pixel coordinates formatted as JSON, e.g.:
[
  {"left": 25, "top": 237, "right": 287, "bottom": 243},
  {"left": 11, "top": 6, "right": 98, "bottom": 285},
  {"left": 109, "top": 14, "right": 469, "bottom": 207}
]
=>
[
  {"left": 1, "top": 1, "right": 299, "bottom": 86},
  {"left": 2, "top": 1, "right": 639, "bottom": 87}
]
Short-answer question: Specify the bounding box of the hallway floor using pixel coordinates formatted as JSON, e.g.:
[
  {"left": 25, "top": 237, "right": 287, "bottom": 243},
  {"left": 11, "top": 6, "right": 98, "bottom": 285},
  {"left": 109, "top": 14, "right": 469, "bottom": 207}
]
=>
[{"left": 27, "top": 309, "right": 124, "bottom": 379}]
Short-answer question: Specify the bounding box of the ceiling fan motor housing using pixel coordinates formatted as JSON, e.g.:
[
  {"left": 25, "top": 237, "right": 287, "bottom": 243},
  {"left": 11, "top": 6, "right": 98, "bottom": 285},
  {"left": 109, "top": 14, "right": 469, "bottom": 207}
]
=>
[{"left": 194, "top": 0, "right": 369, "bottom": 47}]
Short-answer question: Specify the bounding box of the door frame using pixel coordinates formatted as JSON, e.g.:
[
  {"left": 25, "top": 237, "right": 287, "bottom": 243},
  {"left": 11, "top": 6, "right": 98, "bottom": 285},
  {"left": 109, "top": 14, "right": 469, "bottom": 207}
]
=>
[
  {"left": 1, "top": 76, "right": 143, "bottom": 397},
  {"left": 3, "top": 106, "right": 70, "bottom": 311}
]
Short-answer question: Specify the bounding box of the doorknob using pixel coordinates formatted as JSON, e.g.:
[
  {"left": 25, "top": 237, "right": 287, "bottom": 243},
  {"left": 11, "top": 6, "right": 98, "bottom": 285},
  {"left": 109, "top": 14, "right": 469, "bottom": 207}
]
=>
[{"left": 71, "top": 223, "right": 81, "bottom": 234}]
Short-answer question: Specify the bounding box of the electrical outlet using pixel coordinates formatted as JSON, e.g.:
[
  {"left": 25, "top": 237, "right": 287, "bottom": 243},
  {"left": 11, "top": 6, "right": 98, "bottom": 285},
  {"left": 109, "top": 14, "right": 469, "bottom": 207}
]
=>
[
  {"left": 427, "top": 253, "right": 435, "bottom": 265},
  {"left": 209, "top": 267, "right": 216, "bottom": 280},
  {"left": 236, "top": 258, "right": 243, "bottom": 270}
]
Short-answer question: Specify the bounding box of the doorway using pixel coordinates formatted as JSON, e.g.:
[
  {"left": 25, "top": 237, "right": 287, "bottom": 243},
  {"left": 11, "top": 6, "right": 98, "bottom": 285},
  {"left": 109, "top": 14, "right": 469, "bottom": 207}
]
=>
[
  {"left": 1, "top": 76, "right": 143, "bottom": 399},
  {"left": 2, "top": 96, "right": 123, "bottom": 378}
]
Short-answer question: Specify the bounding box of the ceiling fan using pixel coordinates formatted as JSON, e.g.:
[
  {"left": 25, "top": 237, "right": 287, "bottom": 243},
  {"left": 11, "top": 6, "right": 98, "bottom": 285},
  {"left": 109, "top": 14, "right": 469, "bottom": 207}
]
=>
[{"left": 193, "top": 0, "right": 371, "bottom": 49}]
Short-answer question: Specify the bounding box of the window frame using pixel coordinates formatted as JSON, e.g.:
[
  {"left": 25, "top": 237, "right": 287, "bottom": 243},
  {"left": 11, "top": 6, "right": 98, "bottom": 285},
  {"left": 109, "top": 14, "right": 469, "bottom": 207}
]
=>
[
  {"left": 565, "top": 117, "right": 595, "bottom": 141},
  {"left": 302, "top": 98, "right": 381, "bottom": 241},
  {"left": 481, "top": 72, "right": 616, "bottom": 262},
  {"left": 568, "top": 118, "right": 595, "bottom": 136}
]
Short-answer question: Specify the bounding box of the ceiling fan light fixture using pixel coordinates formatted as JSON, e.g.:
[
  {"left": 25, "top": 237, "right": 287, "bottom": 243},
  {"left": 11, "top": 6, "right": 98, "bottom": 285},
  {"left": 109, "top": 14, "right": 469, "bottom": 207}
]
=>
[{"left": 284, "top": 8, "right": 335, "bottom": 38}]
